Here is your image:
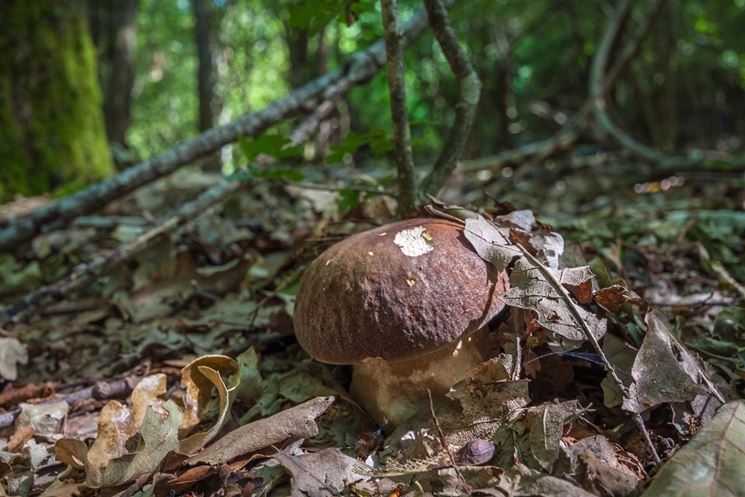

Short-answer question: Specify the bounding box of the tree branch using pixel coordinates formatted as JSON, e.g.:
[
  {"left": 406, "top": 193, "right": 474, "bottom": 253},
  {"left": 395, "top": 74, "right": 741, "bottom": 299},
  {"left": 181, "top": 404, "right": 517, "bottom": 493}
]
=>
[
  {"left": 0, "top": 1, "right": 456, "bottom": 253},
  {"left": 0, "top": 86, "right": 352, "bottom": 326},
  {"left": 462, "top": 0, "right": 665, "bottom": 174},
  {"left": 587, "top": 0, "right": 744, "bottom": 170},
  {"left": 421, "top": 0, "right": 481, "bottom": 196},
  {"left": 381, "top": 0, "right": 418, "bottom": 214}
]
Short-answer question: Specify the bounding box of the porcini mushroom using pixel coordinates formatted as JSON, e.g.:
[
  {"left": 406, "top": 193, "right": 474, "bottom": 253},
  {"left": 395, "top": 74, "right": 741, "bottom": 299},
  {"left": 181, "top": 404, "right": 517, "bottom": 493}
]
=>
[{"left": 293, "top": 218, "right": 509, "bottom": 426}]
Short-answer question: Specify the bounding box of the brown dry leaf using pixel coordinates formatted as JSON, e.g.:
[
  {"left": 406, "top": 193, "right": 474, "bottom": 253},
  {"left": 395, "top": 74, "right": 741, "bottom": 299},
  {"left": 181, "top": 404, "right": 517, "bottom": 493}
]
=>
[
  {"left": 526, "top": 401, "right": 580, "bottom": 471},
  {"left": 16, "top": 400, "right": 69, "bottom": 440},
  {"left": 642, "top": 400, "right": 745, "bottom": 497},
  {"left": 447, "top": 357, "right": 530, "bottom": 423},
  {"left": 497, "top": 463, "right": 597, "bottom": 497},
  {"left": 272, "top": 447, "right": 372, "bottom": 497},
  {"left": 622, "top": 312, "right": 705, "bottom": 413},
  {"left": 92, "top": 400, "right": 182, "bottom": 488},
  {"left": 178, "top": 365, "right": 234, "bottom": 455},
  {"left": 87, "top": 402, "right": 139, "bottom": 470},
  {"left": 131, "top": 373, "right": 168, "bottom": 426},
  {"left": 0, "top": 337, "right": 28, "bottom": 381},
  {"left": 502, "top": 257, "right": 607, "bottom": 351},
  {"left": 556, "top": 435, "right": 641, "bottom": 497},
  {"left": 179, "top": 354, "right": 238, "bottom": 434},
  {"left": 556, "top": 267, "right": 594, "bottom": 304},
  {"left": 185, "top": 396, "right": 335, "bottom": 466},
  {"left": 55, "top": 438, "right": 89, "bottom": 470},
  {"left": 593, "top": 285, "right": 630, "bottom": 314},
  {"left": 463, "top": 215, "right": 521, "bottom": 272}
]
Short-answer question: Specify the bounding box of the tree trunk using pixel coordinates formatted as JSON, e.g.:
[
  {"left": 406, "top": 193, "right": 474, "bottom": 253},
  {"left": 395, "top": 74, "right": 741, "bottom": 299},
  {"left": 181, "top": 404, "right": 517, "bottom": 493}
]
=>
[
  {"left": 284, "top": 26, "right": 312, "bottom": 89},
  {"left": 88, "top": 0, "right": 139, "bottom": 163},
  {"left": 0, "top": 0, "right": 114, "bottom": 201},
  {"left": 192, "top": 0, "right": 220, "bottom": 132},
  {"left": 191, "top": 0, "right": 222, "bottom": 170}
]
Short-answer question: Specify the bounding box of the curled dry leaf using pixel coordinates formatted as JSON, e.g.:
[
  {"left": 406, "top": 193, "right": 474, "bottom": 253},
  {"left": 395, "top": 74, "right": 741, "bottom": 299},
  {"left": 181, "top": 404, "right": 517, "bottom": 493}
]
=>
[
  {"left": 185, "top": 396, "right": 334, "bottom": 466},
  {"left": 178, "top": 365, "right": 232, "bottom": 455},
  {"left": 642, "top": 401, "right": 745, "bottom": 497},
  {"left": 180, "top": 354, "right": 239, "bottom": 431}
]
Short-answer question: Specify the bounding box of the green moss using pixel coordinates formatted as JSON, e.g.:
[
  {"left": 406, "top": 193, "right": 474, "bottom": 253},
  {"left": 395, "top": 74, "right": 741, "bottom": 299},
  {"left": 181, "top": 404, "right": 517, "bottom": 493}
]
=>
[{"left": 0, "top": 0, "right": 113, "bottom": 202}]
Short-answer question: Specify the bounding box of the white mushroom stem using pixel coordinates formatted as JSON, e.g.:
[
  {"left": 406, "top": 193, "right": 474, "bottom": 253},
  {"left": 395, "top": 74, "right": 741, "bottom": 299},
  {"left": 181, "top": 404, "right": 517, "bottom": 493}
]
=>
[{"left": 351, "top": 328, "right": 491, "bottom": 427}]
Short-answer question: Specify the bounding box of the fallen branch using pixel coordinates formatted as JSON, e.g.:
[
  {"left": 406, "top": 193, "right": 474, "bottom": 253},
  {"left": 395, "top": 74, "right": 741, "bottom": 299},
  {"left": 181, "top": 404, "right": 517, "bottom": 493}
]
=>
[
  {"left": 382, "top": 0, "right": 418, "bottom": 213},
  {"left": 421, "top": 0, "right": 481, "bottom": 196},
  {"left": 0, "top": 91, "right": 341, "bottom": 326},
  {"left": 0, "top": 179, "right": 244, "bottom": 326},
  {"left": 461, "top": 0, "right": 663, "bottom": 174},
  {"left": 590, "top": 0, "right": 745, "bottom": 171},
  {"left": 0, "top": 1, "right": 455, "bottom": 253}
]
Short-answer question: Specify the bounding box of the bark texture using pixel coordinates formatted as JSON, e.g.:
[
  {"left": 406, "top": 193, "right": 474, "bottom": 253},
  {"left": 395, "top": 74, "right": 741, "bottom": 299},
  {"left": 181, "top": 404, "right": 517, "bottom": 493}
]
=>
[{"left": 0, "top": 0, "right": 114, "bottom": 201}]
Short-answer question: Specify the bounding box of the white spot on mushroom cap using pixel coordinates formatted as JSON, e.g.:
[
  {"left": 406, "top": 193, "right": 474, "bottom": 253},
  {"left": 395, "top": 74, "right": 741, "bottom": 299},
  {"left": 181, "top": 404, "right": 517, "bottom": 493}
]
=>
[{"left": 393, "top": 226, "right": 433, "bottom": 257}]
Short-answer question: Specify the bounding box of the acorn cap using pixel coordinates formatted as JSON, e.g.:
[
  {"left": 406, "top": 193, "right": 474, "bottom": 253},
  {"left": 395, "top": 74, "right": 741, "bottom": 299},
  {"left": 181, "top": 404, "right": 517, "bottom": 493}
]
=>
[{"left": 293, "top": 218, "right": 509, "bottom": 364}]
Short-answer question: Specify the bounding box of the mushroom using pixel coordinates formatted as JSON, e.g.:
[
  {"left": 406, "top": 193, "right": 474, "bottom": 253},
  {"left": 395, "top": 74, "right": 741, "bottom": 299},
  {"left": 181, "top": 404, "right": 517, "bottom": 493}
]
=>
[{"left": 293, "top": 218, "right": 509, "bottom": 426}]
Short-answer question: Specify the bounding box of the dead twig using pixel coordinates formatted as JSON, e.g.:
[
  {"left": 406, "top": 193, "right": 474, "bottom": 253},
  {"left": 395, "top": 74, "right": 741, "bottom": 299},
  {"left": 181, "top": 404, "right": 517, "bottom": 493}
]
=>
[
  {"left": 427, "top": 389, "right": 471, "bottom": 492},
  {"left": 421, "top": 0, "right": 481, "bottom": 196},
  {"left": 515, "top": 242, "right": 662, "bottom": 464},
  {"left": 0, "top": 1, "right": 456, "bottom": 253},
  {"left": 381, "top": 0, "right": 419, "bottom": 213},
  {"left": 0, "top": 179, "right": 245, "bottom": 326}
]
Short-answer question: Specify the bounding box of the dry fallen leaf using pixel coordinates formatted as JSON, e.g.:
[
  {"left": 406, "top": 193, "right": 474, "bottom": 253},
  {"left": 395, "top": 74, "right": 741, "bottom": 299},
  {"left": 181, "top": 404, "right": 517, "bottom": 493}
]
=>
[
  {"left": 0, "top": 337, "right": 28, "bottom": 381},
  {"left": 273, "top": 447, "right": 372, "bottom": 497},
  {"left": 464, "top": 216, "right": 521, "bottom": 272},
  {"left": 178, "top": 355, "right": 239, "bottom": 454},
  {"left": 16, "top": 400, "right": 69, "bottom": 440},
  {"left": 185, "top": 396, "right": 335, "bottom": 465},
  {"left": 501, "top": 257, "right": 606, "bottom": 351},
  {"left": 642, "top": 400, "right": 745, "bottom": 497},
  {"left": 622, "top": 312, "right": 705, "bottom": 413}
]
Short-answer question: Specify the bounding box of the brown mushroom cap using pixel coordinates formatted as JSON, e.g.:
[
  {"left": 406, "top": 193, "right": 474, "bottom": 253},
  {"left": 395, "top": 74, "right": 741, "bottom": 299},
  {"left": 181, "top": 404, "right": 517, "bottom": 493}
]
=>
[{"left": 294, "top": 218, "right": 509, "bottom": 364}]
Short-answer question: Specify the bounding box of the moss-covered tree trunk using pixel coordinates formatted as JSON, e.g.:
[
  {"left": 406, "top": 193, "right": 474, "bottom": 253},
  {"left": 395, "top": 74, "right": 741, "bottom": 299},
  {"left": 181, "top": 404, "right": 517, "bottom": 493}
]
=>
[{"left": 0, "top": 0, "right": 114, "bottom": 202}]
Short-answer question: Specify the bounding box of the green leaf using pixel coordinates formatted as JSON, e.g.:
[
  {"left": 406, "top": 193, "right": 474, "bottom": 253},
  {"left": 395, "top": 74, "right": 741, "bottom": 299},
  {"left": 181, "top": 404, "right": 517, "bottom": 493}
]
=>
[
  {"left": 336, "top": 188, "right": 360, "bottom": 214},
  {"left": 238, "top": 134, "right": 303, "bottom": 163},
  {"left": 642, "top": 401, "right": 745, "bottom": 497},
  {"left": 327, "top": 130, "right": 393, "bottom": 163}
]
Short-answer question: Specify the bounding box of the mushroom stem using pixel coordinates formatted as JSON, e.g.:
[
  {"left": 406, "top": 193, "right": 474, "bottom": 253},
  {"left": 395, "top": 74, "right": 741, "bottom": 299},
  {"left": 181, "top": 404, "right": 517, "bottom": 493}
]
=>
[{"left": 351, "top": 328, "right": 491, "bottom": 427}]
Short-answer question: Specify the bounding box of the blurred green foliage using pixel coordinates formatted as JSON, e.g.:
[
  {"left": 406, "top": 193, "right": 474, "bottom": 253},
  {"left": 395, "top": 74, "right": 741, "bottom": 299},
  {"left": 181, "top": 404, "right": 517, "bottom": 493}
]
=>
[
  {"left": 124, "top": 0, "right": 745, "bottom": 168},
  {"left": 3, "top": 0, "right": 745, "bottom": 198}
]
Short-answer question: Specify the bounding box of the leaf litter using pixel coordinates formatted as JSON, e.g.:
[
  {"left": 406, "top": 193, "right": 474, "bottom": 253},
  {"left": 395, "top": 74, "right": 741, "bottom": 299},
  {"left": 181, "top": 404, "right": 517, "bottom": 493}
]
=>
[{"left": 0, "top": 167, "right": 743, "bottom": 496}]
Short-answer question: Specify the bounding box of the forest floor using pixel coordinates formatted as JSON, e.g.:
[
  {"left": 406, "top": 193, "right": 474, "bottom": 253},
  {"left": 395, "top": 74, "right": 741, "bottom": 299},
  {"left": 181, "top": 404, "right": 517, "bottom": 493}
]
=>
[{"left": 0, "top": 151, "right": 743, "bottom": 496}]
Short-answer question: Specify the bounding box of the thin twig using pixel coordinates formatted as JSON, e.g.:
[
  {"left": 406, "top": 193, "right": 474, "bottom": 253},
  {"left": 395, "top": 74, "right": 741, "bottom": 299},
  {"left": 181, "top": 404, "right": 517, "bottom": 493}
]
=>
[
  {"left": 421, "top": 0, "right": 481, "bottom": 196},
  {"left": 0, "top": 1, "right": 456, "bottom": 253},
  {"left": 381, "top": 0, "right": 418, "bottom": 214},
  {"left": 427, "top": 389, "right": 470, "bottom": 492},
  {"left": 462, "top": 0, "right": 664, "bottom": 174},
  {"left": 0, "top": 83, "right": 352, "bottom": 326},
  {"left": 515, "top": 242, "right": 661, "bottom": 464},
  {"left": 589, "top": 0, "right": 743, "bottom": 170}
]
